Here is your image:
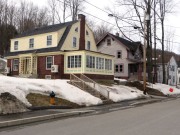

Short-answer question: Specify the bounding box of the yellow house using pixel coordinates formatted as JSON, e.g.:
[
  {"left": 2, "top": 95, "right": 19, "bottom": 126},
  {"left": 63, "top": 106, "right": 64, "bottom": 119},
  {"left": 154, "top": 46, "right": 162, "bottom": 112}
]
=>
[{"left": 6, "top": 14, "right": 114, "bottom": 80}]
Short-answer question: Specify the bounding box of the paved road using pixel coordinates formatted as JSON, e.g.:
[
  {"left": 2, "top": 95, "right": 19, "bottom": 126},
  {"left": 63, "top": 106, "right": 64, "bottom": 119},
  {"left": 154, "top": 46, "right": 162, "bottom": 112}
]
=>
[{"left": 1, "top": 98, "right": 180, "bottom": 135}]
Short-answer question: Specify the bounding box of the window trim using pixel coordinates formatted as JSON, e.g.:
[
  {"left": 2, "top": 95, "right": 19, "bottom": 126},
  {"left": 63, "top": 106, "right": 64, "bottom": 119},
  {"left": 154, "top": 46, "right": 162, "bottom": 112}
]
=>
[
  {"left": 14, "top": 41, "right": 18, "bottom": 50},
  {"left": 13, "top": 59, "right": 19, "bottom": 71},
  {"left": 47, "top": 35, "right": 52, "bottom": 46},
  {"left": 67, "top": 55, "right": 82, "bottom": 68},
  {"left": 46, "top": 56, "right": 54, "bottom": 70},
  {"left": 115, "top": 64, "right": 124, "bottom": 73},
  {"left": 29, "top": 38, "right": 34, "bottom": 49},
  {"left": 117, "top": 50, "right": 122, "bottom": 59}
]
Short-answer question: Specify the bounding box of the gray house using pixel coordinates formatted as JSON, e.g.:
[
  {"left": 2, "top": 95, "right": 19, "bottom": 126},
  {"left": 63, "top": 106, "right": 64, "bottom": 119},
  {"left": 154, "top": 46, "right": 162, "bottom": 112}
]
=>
[{"left": 97, "top": 33, "right": 143, "bottom": 80}]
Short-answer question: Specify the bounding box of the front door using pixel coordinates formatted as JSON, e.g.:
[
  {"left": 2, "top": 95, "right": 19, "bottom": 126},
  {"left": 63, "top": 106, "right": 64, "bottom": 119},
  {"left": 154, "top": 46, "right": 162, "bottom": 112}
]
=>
[{"left": 23, "top": 57, "right": 31, "bottom": 74}]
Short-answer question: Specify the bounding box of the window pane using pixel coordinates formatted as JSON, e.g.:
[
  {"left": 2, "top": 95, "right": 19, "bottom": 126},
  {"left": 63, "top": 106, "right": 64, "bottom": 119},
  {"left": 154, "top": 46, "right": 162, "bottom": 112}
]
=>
[
  {"left": 115, "top": 65, "right": 118, "bottom": 72},
  {"left": 47, "top": 35, "right": 52, "bottom": 46},
  {"left": 29, "top": 38, "right": 34, "bottom": 48},
  {"left": 73, "top": 37, "right": 76, "bottom": 47},
  {"left": 46, "top": 56, "right": 53, "bottom": 69}
]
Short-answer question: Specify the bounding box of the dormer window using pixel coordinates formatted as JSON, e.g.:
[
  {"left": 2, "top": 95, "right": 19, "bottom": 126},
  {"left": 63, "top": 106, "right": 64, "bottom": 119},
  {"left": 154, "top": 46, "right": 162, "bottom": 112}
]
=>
[
  {"left": 29, "top": 38, "right": 34, "bottom": 49},
  {"left": 72, "top": 37, "right": 77, "bottom": 48},
  {"left": 75, "top": 27, "right": 78, "bottom": 32},
  {"left": 14, "top": 41, "right": 18, "bottom": 50},
  {"left": 107, "top": 39, "right": 111, "bottom": 46},
  {"left": 47, "top": 35, "right": 52, "bottom": 46},
  {"left": 86, "top": 30, "right": 89, "bottom": 35}
]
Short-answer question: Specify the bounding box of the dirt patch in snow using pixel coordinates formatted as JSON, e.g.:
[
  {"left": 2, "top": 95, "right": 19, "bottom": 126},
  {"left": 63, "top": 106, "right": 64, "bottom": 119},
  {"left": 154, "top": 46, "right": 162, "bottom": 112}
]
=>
[
  {"left": 26, "top": 93, "right": 81, "bottom": 108},
  {"left": 125, "top": 81, "right": 165, "bottom": 96},
  {"left": 0, "top": 92, "right": 28, "bottom": 115}
]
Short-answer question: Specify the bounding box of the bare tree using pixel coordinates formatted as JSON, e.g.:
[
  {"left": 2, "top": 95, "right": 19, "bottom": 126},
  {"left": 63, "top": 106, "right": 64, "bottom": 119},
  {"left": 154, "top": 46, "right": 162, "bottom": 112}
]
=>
[
  {"left": 48, "top": 0, "right": 57, "bottom": 24},
  {"left": 68, "top": 0, "right": 84, "bottom": 21},
  {"left": 92, "top": 23, "right": 113, "bottom": 43}
]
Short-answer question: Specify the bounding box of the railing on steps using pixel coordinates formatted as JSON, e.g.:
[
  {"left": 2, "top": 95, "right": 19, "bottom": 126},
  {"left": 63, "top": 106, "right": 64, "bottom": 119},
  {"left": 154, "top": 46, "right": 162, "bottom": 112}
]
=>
[
  {"left": 80, "top": 74, "right": 110, "bottom": 100},
  {"left": 70, "top": 74, "right": 101, "bottom": 98}
]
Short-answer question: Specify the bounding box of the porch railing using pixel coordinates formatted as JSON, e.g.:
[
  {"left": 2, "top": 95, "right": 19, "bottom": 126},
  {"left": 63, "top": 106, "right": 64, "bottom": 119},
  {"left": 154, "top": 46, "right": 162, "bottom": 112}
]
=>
[
  {"left": 70, "top": 74, "right": 101, "bottom": 98},
  {"left": 80, "top": 74, "right": 110, "bottom": 100}
]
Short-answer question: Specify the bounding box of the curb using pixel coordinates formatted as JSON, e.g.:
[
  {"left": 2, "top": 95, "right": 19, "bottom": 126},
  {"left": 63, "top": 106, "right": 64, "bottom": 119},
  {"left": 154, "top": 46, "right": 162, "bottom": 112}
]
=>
[
  {"left": 0, "top": 110, "right": 94, "bottom": 128},
  {"left": 130, "top": 99, "right": 161, "bottom": 106}
]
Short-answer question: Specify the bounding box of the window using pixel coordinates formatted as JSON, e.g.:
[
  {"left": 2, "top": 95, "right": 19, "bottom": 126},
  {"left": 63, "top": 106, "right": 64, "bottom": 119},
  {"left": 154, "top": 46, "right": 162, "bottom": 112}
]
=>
[
  {"left": 115, "top": 65, "right": 119, "bottom": 72},
  {"left": 87, "top": 41, "right": 91, "bottom": 50},
  {"left": 107, "top": 39, "right": 111, "bottom": 46},
  {"left": 105, "top": 59, "right": 112, "bottom": 70},
  {"left": 47, "top": 35, "right": 52, "bottom": 46},
  {"left": 86, "top": 30, "right": 89, "bottom": 35},
  {"left": 14, "top": 41, "right": 18, "bottom": 50},
  {"left": 46, "top": 56, "right": 53, "bottom": 70},
  {"left": 120, "top": 65, "right": 123, "bottom": 72},
  {"left": 96, "top": 57, "right": 104, "bottom": 69},
  {"left": 29, "top": 38, "right": 34, "bottom": 48},
  {"left": 13, "top": 59, "right": 19, "bottom": 71},
  {"left": 115, "top": 64, "right": 123, "bottom": 73},
  {"left": 117, "top": 51, "right": 122, "bottom": 58},
  {"left": 86, "top": 55, "right": 95, "bottom": 68},
  {"left": 68, "top": 55, "right": 81, "bottom": 68},
  {"left": 171, "top": 66, "right": 175, "bottom": 71},
  {"left": 173, "top": 76, "right": 175, "bottom": 83},
  {"left": 72, "top": 37, "right": 77, "bottom": 48},
  {"left": 75, "top": 27, "right": 78, "bottom": 32}
]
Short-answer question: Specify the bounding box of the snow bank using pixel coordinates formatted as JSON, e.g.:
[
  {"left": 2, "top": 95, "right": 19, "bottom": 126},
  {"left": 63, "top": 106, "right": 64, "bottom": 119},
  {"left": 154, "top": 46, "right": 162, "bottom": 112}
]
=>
[
  {"left": 149, "top": 83, "right": 180, "bottom": 95},
  {"left": 105, "top": 85, "right": 147, "bottom": 102},
  {"left": 114, "top": 78, "right": 127, "bottom": 82},
  {"left": 0, "top": 76, "right": 102, "bottom": 106}
]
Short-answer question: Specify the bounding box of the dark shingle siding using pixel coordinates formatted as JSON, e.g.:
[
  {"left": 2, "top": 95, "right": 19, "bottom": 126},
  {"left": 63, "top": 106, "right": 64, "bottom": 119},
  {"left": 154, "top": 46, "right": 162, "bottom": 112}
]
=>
[
  {"left": 109, "top": 33, "right": 140, "bottom": 51},
  {"left": 14, "top": 21, "right": 78, "bottom": 38}
]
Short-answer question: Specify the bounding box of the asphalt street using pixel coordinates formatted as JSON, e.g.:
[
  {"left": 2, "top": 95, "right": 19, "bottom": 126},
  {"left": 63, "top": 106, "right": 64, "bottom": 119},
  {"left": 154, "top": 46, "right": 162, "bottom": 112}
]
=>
[{"left": 1, "top": 98, "right": 180, "bottom": 135}]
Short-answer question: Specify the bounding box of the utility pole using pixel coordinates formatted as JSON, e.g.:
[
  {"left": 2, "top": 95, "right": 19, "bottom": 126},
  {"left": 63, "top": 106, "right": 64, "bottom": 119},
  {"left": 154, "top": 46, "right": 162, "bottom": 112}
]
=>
[{"left": 146, "top": 0, "right": 152, "bottom": 83}]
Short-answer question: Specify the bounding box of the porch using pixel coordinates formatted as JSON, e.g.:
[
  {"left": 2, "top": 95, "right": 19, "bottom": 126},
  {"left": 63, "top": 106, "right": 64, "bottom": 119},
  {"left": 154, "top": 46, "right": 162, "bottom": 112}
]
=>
[
  {"left": 128, "top": 63, "right": 143, "bottom": 81},
  {"left": 64, "top": 50, "right": 114, "bottom": 80},
  {"left": 19, "top": 54, "right": 37, "bottom": 78}
]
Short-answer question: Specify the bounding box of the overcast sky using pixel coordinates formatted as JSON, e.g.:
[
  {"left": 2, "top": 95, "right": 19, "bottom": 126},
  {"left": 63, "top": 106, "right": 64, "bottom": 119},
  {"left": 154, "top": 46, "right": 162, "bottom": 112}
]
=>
[{"left": 15, "top": 0, "right": 180, "bottom": 54}]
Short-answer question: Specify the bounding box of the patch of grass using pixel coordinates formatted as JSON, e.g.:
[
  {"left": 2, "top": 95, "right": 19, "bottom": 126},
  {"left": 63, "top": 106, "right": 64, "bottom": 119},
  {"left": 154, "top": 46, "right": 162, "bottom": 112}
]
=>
[
  {"left": 26, "top": 93, "right": 81, "bottom": 108},
  {"left": 96, "top": 80, "right": 114, "bottom": 86},
  {"left": 125, "top": 81, "right": 165, "bottom": 96}
]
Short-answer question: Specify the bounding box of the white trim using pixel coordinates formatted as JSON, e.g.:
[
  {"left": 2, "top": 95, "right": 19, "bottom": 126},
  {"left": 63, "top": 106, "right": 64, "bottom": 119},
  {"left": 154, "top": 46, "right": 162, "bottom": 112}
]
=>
[
  {"left": 29, "top": 38, "right": 34, "bottom": 49},
  {"left": 46, "top": 56, "right": 54, "bottom": 70},
  {"left": 47, "top": 35, "right": 52, "bottom": 46}
]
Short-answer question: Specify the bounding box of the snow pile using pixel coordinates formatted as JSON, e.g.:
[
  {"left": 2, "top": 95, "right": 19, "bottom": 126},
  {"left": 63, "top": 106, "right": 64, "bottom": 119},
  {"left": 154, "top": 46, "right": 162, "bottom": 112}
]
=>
[
  {"left": 149, "top": 83, "right": 180, "bottom": 95},
  {"left": 0, "top": 76, "right": 102, "bottom": 106},
  {"left": 114, "top": 78, "right": 127, "bottom": 82},
  {"left": 0, "top": 92, "right": 28, "bottom": 114},
  {"left": 105, "top": 85, "right": 147, "bottom": 102}
]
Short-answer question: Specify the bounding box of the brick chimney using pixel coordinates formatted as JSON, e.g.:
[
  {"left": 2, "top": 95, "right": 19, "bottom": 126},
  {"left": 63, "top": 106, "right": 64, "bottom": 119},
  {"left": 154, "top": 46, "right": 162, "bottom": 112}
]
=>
[{"left": 78, "top": 14, "right": 85, "bottom": 50}]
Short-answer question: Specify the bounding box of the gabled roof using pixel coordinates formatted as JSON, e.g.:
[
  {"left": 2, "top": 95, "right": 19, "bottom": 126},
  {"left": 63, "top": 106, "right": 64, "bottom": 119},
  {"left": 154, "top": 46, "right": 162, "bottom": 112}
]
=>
[
  {"left": 96, "top": 33, "right": 141, "bottom": 52},
  {"left": 14, "top": 21, "right": 78, "bottom": 38},
  {"left": 6, "top": 23, "right": 74, "bottom": 56}
]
